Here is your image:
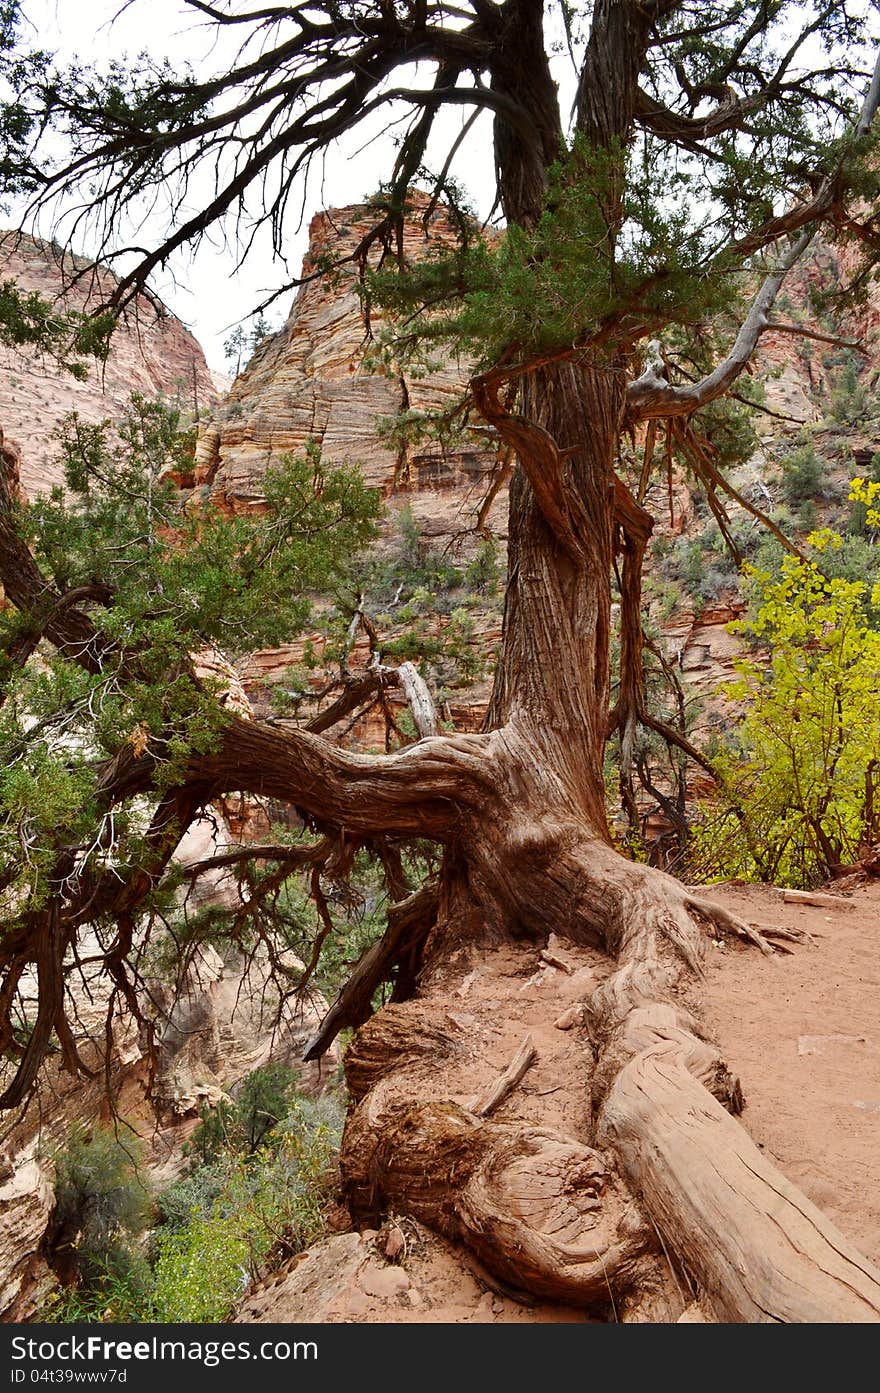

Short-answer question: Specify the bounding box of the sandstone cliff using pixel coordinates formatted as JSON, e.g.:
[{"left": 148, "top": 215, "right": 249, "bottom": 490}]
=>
[
  {"left": 194, "top": 194, "right": 495, "bottom": 508},
  {"left": 0, "top": 230, "right": 219, "bottom": 497},
  {"left": 195, "top": 200, "right": 880, "bottom": 755}
]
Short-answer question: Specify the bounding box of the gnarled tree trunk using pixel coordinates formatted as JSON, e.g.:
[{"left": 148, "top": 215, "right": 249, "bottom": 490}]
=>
[
  {"left": 327, "top": 352, "right": 880, "bottom": 1320},
  {"left": 320, "top": 1, "right": 880, "bottom": 1315},
  {"left": 333, "top": 703, "right": 880, "bottom": 1320},
  {"left": 4, "top": 0, "right": 880, "bottom": 1326}
]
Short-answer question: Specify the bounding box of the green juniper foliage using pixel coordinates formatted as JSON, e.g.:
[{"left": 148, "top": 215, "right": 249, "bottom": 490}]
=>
[
  {"left": 0, "top": 394, "right": 378, "bottom": 925},
  {"left": 0, "top": 278, "right": 115, "bottom": 378}
]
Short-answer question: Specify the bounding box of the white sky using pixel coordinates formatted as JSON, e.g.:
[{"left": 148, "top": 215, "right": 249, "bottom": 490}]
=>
[
  {"left": 11, "top": 0, "right": 503, "bottom": 370},
  {"left": 11, "top": 3, "right": 874, "bottom": 371}
]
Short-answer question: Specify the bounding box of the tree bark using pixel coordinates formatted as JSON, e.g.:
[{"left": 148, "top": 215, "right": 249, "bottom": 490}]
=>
[{"left": 6, "top": 0, "right": 880, "bottom": 1324}]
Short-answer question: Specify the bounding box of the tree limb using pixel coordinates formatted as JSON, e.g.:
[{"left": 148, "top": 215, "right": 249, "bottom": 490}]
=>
[
  {"left": 302, "top": 880, "right": 439, "bottom": 1060},
  {"left": 471, "top": 370, "right": 584, "bottom": 557},
  {"left": 626, "top": 41, "right": 880, "bottom": 425}
]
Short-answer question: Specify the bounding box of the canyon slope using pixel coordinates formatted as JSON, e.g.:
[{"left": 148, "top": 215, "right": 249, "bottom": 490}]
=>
[
  {"left": 195, "top": 197, "right": 880, "bottom": 793},
  {"left": 0, "top": 230, "right": 219, "bottom": 497}
]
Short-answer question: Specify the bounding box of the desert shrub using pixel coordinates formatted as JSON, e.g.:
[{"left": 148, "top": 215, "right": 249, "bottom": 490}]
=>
[
  {"left": 659, "top": 532, "right": 738, "bottom": 604},
  {"left": 779, "top": 440, "right": 824, "bottom": 505},
  {"left": 828, "top": 357, "right": 869, "bottom": 425},
  {"left": 394, "top": 500, "right": 423, "bottom": 571},
  {"left": 151, "top": 1093, "right": 342, "bottom": 1322},
  {"left": 154, "top": 1161, "right": 232, "bottom": 1232},
  {"left": 465, "top": 535, "right": 502, "bottom": 594},
  {"left": 150, "top": 1206, "right": 252, "bottom": 1323},
  {"left": 184, "top": 1062, "right": 298, "bottom": 1167},
  {"left": 43, "top": 1126, "right": 153, "bottom": 1320},
  {"left": 41, "top": 1263, "right": 152, "bottom": 1324},
  {"left": 43, "top": 1079, "right": 344, "bottom": 1325},
  {"left": 691, "top": 501, "right": 880, "bottom": 886}
]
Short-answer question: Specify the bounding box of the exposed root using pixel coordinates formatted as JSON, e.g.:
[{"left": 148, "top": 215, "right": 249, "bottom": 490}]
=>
[
  {"left": 331, "top": 840, "right": 876, "bottom": 1321},
  {"left": 599, "top": 1041, "right": 880, "bottom": 1321},
  {"left": 684, "top": 892, "right": 775, "bottom": 955},
  {"left": 685, "top": 892, "right": 816, "bottom": 954},
  {"left": 342, "top": 1096, "right": 656, "bottom": 1307}
]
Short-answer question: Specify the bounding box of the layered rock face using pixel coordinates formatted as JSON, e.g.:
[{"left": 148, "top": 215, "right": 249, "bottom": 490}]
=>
[
  {"left": 194, "top": 193, "right": 496, "bottom": 508},
  {"left": 195, "top": 193, "right": 507, "bottom": 735},
  {"left": 0, "top": 230, "right": 219, "bottom": 497}
]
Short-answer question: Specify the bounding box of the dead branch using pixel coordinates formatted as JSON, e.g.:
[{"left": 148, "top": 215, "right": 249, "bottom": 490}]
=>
[
  {"left": 626, "top": 43, "right": 880, "bottom": 426},
  {"left": 302, "top": 881, "right": 439, "bottom": 1061},
  {"left": 467, "top": 1034, "right": 537, "bottom": 1117},
  {"left": 397, "top": 660, "right": 439, "bottom": 738},
  {"left": 180, "top": 840, "right": 330, "bottom": 879},
  {"left": 782, "top": 888, "right": 855, "bottom": 910},
  {"left": 763, "top": 321, "right": 870, "bottom": 355},
  {"left": 471, "top": 371, "right": 585, "bottom": 557}
]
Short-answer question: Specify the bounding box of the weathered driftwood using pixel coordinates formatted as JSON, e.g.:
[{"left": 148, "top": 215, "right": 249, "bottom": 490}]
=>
[
  {"left": 468, "top": 1035, "right": 537, "bottom": 1117},
  {"left": 540, "top": 949, "right": 574, "bottom": 974},
  {"left": 783, "top": 888, "right": 855, "bottom": 910}
]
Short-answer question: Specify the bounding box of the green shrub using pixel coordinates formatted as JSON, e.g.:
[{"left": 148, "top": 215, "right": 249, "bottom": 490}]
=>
[
  {"left": 41, "top": 1263, "right": 152, "bottom": 1324},
  {"left": 151, "top": 1095, "right": 342, "bottom": 1322},
  {"left": 691, "top": 520, "right": 880, "bottom": 886},
  {"left": 42, "top": 1126, "right": 153, "bottom": 1321},
  {"left": 780, "top": 441, "right": 823, "bottom": 505},
  {"left": 464, "top": 536, "right": 502, "bottom": 594},
  {"left": 185, "top": 1062, "right": 298, "bottom": 1167},
  {"left": 829, "top": 358, "right": 868, "bottom": 425},
  {"left": 49, "top": 1126, "right": 152, "bottom": 1290},
  {"left": 43, "top": 1078, "right": 344, "bottom": 1326}
]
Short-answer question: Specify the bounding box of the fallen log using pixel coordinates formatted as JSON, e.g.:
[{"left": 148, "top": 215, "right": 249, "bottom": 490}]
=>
[{"left": 782, "top": 889, "right": 855, "bottom": 910}]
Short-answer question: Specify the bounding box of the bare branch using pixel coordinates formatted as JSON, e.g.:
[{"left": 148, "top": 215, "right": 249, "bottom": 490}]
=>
[
  {"left": 179, "top": 840, "right": 329, "bottom": 879},
  {"left": 468, "top": 1034, "right": 537, "bottom": 1117},
  {"left": 471, "top": 370, "right": 584, "bottom": 557},
  {"left": 763, "top": 321, "right": 870, "bottom": 355},
  {"left": 397, "top": 661, "right": 439, "bottom": 738},
  {"left": 627, "top": 41, "right": 880, "bottom": 425},
  {"left": 625, "top": 229, "right": 814, "bottom": 424},
  {"left": 302, "top": 881, "right": 439, "bottom": 1061}
]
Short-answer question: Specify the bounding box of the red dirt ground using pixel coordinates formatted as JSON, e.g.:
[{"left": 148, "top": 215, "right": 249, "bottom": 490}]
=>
[
  {"left": 703, "top": 879, "right": 880, "bottom": 1266},
  {"left": 238, "top": 878, "right": 880, "bottom": 1322}
]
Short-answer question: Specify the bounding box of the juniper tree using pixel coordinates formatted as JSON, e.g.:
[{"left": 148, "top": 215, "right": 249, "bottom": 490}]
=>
[{"left": 4, "top": 0, "right": 880, "bottom": 1319}]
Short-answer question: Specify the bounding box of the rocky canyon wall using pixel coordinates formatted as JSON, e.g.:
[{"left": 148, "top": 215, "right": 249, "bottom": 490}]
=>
[
  {"left": 0, "top": 230, "right": 220, "bottom": 497},
  {"left": 195, "top": 198, "right": 880, "bottom": 749}
]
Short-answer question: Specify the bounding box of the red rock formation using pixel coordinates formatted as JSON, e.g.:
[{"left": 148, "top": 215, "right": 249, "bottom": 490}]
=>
[
  {"left": 0, "top": 230, "right": 219, "bottom": 497},
  {"left": 194, "top": 193, "right": 496, "bottom": 509}
]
